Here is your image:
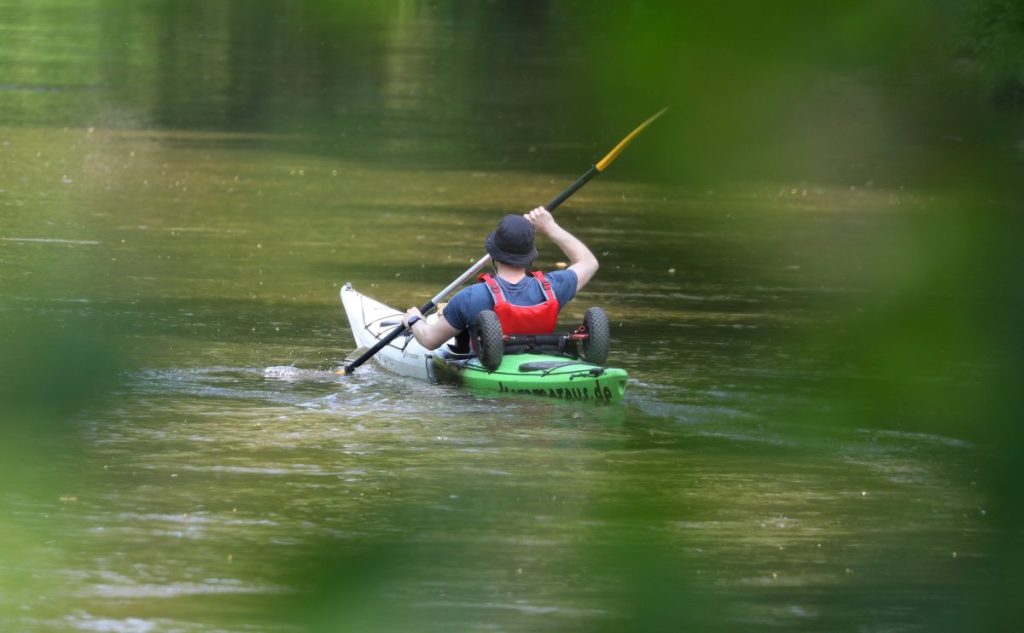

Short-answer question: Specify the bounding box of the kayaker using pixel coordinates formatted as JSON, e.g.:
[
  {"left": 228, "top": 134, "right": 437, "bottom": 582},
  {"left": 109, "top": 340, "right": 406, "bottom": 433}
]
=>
[{"left": 401, "top": 206, "right": 599, "bottom": 350}]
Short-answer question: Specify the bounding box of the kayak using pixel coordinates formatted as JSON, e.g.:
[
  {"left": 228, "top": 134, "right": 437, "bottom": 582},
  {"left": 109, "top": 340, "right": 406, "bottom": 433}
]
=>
[{"left": 340, "top": 283, "right": 628, "bottom": 402}]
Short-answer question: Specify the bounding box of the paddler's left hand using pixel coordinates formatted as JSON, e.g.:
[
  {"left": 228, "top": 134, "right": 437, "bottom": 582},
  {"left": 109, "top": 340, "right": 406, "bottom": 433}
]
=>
[{"left": 402, "top": 307, "right": 424, "bottom": 328}]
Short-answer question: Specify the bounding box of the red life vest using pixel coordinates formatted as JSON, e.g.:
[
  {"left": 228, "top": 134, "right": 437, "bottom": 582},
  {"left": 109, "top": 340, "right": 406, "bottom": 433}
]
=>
[{"left": 479, "top": 271, "right": 560, "bottom": 335}]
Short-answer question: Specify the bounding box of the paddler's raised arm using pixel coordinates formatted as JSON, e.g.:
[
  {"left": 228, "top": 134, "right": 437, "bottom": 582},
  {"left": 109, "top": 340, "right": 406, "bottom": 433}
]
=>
[{"left": 524, "top": 206, "right": 599, "bottom": 292}]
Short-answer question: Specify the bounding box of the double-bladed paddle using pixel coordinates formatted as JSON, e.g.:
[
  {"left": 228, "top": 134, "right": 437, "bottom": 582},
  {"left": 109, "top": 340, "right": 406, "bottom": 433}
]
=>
[{"left": 341, "top": 108, "right": 667, "bottom": 375}]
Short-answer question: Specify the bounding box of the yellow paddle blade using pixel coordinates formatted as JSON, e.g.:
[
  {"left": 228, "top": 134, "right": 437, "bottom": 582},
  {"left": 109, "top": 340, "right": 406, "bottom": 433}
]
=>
[{"left": 595, "top": 107, "right": 668, "bottom": 172}]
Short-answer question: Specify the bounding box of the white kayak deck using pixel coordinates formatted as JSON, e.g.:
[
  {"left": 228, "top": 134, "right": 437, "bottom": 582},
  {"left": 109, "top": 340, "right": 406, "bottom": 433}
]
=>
[{"left": 340, "top": 283, "right": 454, "bottom": 381}]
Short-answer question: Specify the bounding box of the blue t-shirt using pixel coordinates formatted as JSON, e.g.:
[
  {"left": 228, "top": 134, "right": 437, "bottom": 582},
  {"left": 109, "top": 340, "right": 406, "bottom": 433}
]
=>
[{"left": 444, "top": 269, "right": 578, "bottom": 331}]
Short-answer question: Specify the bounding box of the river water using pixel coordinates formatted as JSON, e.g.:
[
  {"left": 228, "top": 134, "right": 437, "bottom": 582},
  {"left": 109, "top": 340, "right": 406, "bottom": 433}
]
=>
[{"left": 1, "top": 1, "right": 1017, "bottom": 632}]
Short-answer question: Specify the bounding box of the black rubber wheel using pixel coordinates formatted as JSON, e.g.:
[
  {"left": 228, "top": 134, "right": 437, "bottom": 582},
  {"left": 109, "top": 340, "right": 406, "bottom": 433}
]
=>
[
  {"left": 475, "top": 310, "right": 504, "bottom": 372},
  {"left": 581, "top": 307, "right": 610, "bottom": 365}
]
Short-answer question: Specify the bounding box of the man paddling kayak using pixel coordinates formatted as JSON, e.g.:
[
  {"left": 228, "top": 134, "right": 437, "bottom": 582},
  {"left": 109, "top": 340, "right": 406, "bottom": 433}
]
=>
[{"left": 401, "top": 207, "right": 599, "bottom": 350}]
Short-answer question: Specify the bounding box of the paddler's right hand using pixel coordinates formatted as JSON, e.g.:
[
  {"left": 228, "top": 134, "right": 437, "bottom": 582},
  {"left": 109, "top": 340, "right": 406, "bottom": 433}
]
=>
[
  {"left": 403, "top": 307, "right": 424, "bottom": 329},
  {"left": 524, "top": 206, "right": 558, "bottom": 235}
]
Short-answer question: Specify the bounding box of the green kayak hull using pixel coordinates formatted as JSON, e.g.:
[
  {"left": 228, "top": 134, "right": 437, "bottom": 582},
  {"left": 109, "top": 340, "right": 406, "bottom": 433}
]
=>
[{"left": 432, "top": 353, "right": 628, "bottom": 403}]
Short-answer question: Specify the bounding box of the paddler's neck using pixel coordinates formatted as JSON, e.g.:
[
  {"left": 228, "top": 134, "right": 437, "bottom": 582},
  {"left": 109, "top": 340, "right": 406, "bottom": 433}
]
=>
[{"left": 493, "top": 261, "right": 527, "bottom": 284}]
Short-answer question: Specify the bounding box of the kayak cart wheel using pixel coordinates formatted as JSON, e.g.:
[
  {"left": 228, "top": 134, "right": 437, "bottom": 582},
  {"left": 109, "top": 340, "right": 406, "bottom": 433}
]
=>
[
  {"left": 581, "top": 307, "right": 610, "bottom": 365},
  {"left": 475, "top": 310, "right": 504, "bottom": 372}
]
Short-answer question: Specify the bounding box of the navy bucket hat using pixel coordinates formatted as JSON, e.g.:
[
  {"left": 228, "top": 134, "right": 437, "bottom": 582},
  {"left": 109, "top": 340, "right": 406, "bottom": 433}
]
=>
[{"left": 485, "top": 214, "right": 538, "bottom": 267}]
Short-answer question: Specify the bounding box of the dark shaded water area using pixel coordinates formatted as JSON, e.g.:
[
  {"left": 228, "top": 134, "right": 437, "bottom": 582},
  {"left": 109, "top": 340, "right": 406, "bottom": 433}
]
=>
[{"left": 2, "top": 1, "right": 1021, "bottom": 631}]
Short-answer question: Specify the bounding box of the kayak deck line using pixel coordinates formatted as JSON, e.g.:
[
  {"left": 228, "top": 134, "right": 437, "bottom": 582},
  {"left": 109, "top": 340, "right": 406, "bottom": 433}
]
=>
[{"left": 516, "top": 360, "right": 601, "bottom": 375}]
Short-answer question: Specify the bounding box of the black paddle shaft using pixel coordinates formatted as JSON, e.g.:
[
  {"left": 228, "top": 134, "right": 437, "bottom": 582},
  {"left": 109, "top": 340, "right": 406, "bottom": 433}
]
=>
[
  {"left": 341, "top": 165, "right": 600, "bottom": 374},
  {"left": 544, "top": 165, "right": 599, "bottom": 213}
]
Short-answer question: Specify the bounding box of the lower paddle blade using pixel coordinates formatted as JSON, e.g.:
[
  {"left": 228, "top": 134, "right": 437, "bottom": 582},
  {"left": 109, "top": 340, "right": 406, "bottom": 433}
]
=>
[
  {"left": 344, "top": 346, "right": 369, "bottom": 362},
  {"left": 335, "top": 346, "right": 370, "bottom": 374}
]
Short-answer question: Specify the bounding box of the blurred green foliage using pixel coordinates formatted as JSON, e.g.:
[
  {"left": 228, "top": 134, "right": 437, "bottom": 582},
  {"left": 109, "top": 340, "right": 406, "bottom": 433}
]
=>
[
  {"left": 0, "top": 315, "right": 123, "bottom": 625},
  {"left": 964, "top": 0, "right": 1024, "bottom": 107},
  {"left": 0, "top": 315, "right": 122, "bottom": 483}
]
